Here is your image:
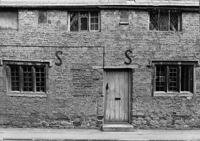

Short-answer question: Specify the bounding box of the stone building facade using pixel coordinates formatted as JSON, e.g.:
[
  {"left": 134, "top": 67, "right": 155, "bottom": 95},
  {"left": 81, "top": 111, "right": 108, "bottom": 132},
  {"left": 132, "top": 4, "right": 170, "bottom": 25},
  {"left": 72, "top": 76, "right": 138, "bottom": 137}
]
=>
[{"left": 0, "top": 0, "right": 199, "bottom": 130}]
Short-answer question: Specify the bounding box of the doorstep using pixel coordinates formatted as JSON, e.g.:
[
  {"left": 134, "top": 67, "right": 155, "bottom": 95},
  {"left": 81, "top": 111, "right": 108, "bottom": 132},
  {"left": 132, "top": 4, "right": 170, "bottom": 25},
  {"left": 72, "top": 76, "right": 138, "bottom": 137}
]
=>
[{"left": 102, "top": 123, "right": 134, "bottom": 132}]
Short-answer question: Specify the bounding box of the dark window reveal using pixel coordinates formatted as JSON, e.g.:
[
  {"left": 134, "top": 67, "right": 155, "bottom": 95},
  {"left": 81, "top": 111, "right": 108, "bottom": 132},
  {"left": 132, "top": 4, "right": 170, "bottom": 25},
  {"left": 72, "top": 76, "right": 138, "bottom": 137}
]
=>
[
  {"left": 8, "top": 64, "right": 47, "bottom": 92},
  {"left": 150, "top": 9, "right": 181, "bottom": 31},
  {"left": 38, "top": 11, "right": 47, "bottom": 24},
  {"left": 70, "top": 11, "right": 99, "bottom": 31},
  {"left": 155, "top": 65, "right": 193, "bottom": 93}
]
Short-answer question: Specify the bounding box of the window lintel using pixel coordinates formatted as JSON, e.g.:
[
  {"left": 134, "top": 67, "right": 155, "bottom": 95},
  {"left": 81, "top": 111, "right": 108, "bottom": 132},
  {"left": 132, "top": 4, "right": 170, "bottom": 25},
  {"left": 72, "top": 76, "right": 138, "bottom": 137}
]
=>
[
  {"left": 154, "top": 91, "right": 193, "bottom": 98},
  {"left": 152, "top": 60, "right": 198, "bottom": 66},
  {"left": 2, "top": 60, "right": 51, "bottom": 66}
]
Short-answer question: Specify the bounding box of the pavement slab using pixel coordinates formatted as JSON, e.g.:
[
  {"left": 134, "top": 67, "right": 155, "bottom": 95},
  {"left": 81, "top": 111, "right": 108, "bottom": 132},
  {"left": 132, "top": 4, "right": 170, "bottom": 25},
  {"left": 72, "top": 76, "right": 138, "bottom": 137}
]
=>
[{"left": 0, "top": 128, "right": 200, "bottom": 141}]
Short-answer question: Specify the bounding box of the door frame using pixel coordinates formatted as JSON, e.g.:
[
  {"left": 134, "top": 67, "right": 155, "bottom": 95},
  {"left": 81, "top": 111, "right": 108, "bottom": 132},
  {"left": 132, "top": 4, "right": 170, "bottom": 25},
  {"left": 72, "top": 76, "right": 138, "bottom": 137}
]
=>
[{"left": 103, "top": 68, "right": 132, "bottom": 124}]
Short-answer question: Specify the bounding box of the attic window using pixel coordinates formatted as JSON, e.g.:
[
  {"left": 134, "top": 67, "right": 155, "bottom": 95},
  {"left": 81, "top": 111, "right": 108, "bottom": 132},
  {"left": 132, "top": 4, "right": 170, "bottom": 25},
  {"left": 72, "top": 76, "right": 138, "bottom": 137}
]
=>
[
  {"left": 70, "top": 11, "right": 99, "bottom": 31},
  {"left": 0, "top": 10, "right": 18, "bottom": 30},
  {"left": 149, "top": 9, "right": 181, "bottom": 31},
  {"left": 120, "top": 11, "right": 129, "bottom": 25},
  {"left": 38, "top": 11, "right": 47, "bottom": 24}
]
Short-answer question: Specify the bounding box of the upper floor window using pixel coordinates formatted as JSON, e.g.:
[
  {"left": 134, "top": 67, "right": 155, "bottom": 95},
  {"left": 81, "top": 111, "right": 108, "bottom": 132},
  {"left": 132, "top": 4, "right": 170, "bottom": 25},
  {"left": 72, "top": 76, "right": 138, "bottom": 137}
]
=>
[
  {"left": 153, "top": 61, "right": 196, "bottom": 95},
  {"left": 149, "top": 9, "right": 181, "bottom": 31},
  {"left": 5, "top": 61, "right": 48, "bottom": 93},
  {"left": 0, "top": 10, "right": 18, "bottom": 30},
  {"left": 69, "top": 11, "right": 99, "bottom": 31},
  {"left": 119, "top": 10, "right": 129, "bottom": 25},
  {"left": 38, "top": 10, "right": 47, "bottom": 24}
]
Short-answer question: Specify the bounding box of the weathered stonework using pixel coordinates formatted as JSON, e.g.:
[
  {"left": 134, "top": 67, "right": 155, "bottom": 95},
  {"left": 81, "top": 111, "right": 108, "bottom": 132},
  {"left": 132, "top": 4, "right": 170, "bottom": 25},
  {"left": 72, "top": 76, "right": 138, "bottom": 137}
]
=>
[{"left": 0, "top": 8, "right": 199, "bottom": 129}]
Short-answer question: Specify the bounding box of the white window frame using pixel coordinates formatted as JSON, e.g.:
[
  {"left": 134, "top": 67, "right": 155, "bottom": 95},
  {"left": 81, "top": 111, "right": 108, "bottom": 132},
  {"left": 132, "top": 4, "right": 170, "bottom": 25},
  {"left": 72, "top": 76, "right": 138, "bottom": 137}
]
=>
[{"left": 68, "top": 11, "right": 100, "bottom": 32}]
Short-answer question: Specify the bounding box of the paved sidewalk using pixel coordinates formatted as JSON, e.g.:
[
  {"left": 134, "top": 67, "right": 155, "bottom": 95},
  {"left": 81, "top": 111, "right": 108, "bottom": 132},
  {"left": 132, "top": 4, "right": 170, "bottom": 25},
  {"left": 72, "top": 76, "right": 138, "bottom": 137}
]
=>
[{"left": 1, "top": 128, "right": 200, "bottom": 141}]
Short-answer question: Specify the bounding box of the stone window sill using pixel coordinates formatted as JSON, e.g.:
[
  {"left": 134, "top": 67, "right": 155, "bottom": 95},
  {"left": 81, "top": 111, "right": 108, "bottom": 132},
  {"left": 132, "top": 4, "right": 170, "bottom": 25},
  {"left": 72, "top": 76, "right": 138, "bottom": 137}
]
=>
[
  {"left": 119, "top": 22, "right": 129, "bottom": 25},
  {"left": 154, "top": 91, "right": 193, "bottom": 98},
  {"left": 149, "top": 30, "right": 183, "bottom": 34},
  {"left": 7, "top": 91, "right": 47, "bottom": 98}
]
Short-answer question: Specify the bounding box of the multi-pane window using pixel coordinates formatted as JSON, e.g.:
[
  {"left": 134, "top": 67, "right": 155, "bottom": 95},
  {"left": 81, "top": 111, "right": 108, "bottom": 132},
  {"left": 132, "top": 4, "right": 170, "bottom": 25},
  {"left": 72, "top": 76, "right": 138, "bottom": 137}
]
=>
[
  {"left": 0, "top": 10, "right": 18, "bottom": 30},
  {"left": 70, "top": 11, "right": 99, "bottom": 31},
  {"left": 155, "top": 64, "right": 194, "bottom": 93},
  {"left": 149, "top": 9, "right": 181, "bottom": 31},
  {"left": 7, "top": 63, "right": 47, "bottom": 93}
]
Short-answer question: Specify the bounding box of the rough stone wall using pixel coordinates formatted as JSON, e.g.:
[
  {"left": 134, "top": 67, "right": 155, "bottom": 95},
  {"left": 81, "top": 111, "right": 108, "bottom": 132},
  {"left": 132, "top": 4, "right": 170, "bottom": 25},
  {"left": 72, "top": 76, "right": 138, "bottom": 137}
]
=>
[
  {"left": 100, "top": 10, "right": 200, "bottom": 129},
  {"left": 0, "top": 9, "right": 199, "bottom": 129},
  {"left": 0, "top": 10, "right": 103, "bottom": 128}
]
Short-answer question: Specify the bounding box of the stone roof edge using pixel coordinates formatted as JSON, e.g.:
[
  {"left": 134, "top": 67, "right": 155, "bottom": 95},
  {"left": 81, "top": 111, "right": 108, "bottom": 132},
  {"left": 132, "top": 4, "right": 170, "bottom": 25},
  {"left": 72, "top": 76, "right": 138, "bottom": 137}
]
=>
[{"left": 0, "top": 2, "right": 199, "bottom": 8}]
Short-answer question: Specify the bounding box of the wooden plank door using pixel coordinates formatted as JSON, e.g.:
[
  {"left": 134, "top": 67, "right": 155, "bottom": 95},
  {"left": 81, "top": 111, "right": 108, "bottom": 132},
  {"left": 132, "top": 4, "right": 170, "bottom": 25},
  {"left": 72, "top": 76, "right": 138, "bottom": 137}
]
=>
[{"left": 104, "top": 69, "right": 130, "bottom": 123}]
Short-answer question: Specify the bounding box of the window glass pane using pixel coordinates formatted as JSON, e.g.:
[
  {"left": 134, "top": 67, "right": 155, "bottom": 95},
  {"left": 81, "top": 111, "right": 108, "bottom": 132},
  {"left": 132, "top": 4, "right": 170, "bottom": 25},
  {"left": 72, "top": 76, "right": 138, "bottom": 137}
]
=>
[
  {"left": 156, "top": 65, "right": 166, "bottom": 91},
  {"left": 181, "top": 65, "right": 193, "bottom": 92},
  {"left": 170, "top": 10, "right": 179, "bottom": 31},
  {"left": 35, "top": 66, "right": 45, "bottom": 92},
  {"left": 80, "top": 12, "right": 88, "bottom": 31},
  {"left": 81, "top": 17, "right": 88, "bottom": 30},
  {"left": 181, "top": 66, "right": 189, "bottom": 91},
  {"left": 91, "top": 23, "right": 98, "bottom": 30},
  {"left": 70, "top": 12, "right": 79, "bottom": 31},
  {"left": 23, "top": 66, "right": 33, "bottom": 91},
  {"left": 159, "top": 10, "right": 169, "bottom": 31},
  {"left": 10, "top": 65, "right": 20, "bottom": 91},
  {"left": 168, "top": 66, "right": 178, "bottom": 91},
  {"left": 91, "top": 12, "right": 98, "bottom": 20},
  {"left": 150, "top": 10, "right": 158, "bottom": 30},
  {"left": 0, "top": 11, "right": 18, "bottom": 30},
  {"left": 90, "top": 12, "right": 98, "bottom": 31}
]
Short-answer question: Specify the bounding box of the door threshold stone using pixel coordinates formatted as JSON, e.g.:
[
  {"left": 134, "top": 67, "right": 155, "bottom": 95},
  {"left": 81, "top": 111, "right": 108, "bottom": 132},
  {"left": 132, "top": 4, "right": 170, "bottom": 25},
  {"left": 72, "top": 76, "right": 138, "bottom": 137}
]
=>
[{"left": 102, "top": 123, "right": 134, "bottom": 132}]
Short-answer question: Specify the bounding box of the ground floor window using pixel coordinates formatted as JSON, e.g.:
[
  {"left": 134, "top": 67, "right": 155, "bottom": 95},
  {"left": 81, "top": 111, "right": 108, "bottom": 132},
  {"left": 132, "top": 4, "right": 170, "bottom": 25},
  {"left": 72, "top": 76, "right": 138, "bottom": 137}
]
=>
[
  {"left": 5, "top": 61, "right": 48, "bottom": 93},
  {"left": 154, "top": 61, "right": 196, "bottom": 94}
]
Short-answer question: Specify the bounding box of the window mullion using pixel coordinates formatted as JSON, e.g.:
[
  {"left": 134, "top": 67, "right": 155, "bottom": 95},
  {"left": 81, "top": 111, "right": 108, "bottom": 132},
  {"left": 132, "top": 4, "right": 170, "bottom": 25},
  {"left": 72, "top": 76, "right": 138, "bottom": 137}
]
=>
[
  {"left": 32, "top": 66, "right": 36, "bottom": 92},
  {"left": 153, "top": 65, "right": 156, "bottom": 92},
  {"left": 67, "top": 12, "right": 70, "bottom": 31},
  {"left": 89, "top": 12, "right": 91, "bottom": 31},
  {"left": 179, "top": 65, "right": 181, "bottom": 92},
  {"left": 19, "top": 66, "right": 23, "bottom": 92},
  {"left": 168, "top": 10, "right": 170, "bottom": 31},
  {"left": 191, "top": 65, "right": 194, "bottom": 93},
  {"left": 78, "top": 12, "right": 81, "bottom": 31},
  {"left": 44, "top": 64, "right": 48, "bottom": 92},
  {"left": 178, "top": 11, "right": 181, "bottom": 31},
  {"left": 158, "top": 9, "right": 160, "bottom": 30},
  {"left": 166, "top": 65, "right": 169, "bottom": 92},
  {"left": 6, "top": 65, "right": 11, "bottom": 91}
]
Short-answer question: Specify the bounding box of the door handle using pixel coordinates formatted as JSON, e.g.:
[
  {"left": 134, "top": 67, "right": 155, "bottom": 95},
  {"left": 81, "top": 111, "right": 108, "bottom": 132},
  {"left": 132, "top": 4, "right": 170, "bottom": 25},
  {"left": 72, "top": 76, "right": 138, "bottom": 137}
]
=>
[{"left": 115, "top": 98, "right": 121, "bottom": 100}]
